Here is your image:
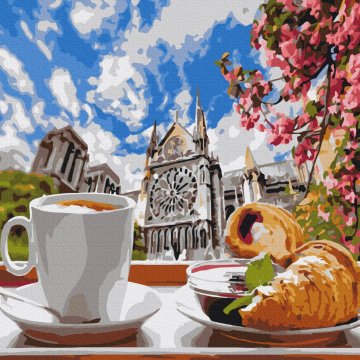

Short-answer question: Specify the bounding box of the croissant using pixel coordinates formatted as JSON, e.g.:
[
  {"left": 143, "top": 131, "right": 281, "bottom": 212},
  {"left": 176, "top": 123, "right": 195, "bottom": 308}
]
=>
[
  {"left": 240, "top": 240, "right": 360, "bottom": 330},
  {"left": 225, "top": 203, "right": 304, "bottom": 267}
]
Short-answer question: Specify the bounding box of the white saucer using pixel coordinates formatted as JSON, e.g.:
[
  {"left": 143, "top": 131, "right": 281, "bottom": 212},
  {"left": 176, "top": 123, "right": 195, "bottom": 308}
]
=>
[
  {"left": 0, "top": 282, "right": 161, "bottom": 345},
  {"left": 176, "top": 285, "right": 360, "bottom": 346}
]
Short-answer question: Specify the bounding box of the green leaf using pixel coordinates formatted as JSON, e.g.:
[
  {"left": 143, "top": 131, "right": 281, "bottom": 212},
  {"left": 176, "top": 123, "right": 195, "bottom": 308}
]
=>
[
  {"left": 214, "top": 60, "right": 222, "bottom": 67},
  {"left": 305, "top": 101, "right": 318, "bottom": 117},
  {"left": 245, "top": 253, "right": 275, "bottom": 291},
  {"left": 223, "top": 295, "right": 253, "bottom": 315},
  {"left": 223, "top": 253, "right": 275, "bottom": 316}
]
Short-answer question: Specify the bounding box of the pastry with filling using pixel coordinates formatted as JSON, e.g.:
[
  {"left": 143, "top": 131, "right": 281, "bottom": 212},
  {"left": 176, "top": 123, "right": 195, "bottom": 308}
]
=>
[
  {"left": 240, "top": 240, "right": 360, "bottom": 330},
  {"left": 225, "top": 203, "right": 304, "bottom": 267}
]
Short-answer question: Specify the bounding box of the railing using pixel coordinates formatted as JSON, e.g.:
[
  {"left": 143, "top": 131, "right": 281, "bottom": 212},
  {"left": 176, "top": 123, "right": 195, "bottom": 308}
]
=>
[{"left": 0, "top": 261, "right": 192, "bottom": 287}]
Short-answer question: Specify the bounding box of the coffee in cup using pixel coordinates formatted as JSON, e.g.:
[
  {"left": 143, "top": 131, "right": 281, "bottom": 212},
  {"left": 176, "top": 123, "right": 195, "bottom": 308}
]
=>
[
  {"left": 55, "top": 199, "right": 120, "bottom": 212},
  {"left": 0, "top": 193, "right": 136, "bottom": 323}
]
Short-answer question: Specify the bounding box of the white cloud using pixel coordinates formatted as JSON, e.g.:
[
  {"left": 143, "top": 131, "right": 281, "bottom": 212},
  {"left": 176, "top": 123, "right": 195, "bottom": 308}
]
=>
[
  {"left": 125, "top": 123, "right": 167, "bottom": 148},
  {"left": 49, "top": 0, "right": 62, "bottom": 9},
  {"left": 0, "top": 93, "right": 35, "bottom": 171},
  {"left": 36, "top": 40, "right": 52, "bottom": 61},
  {"left": 121, "top": 0, "right": 262, "bottom": 64},
  {"left": 0, "top": 123, "right": 34, "bottom": 172},
  {"left": 70, "top": 0, "right": 127, "bottom": 35},
  {"left": 31, "top": 101, "right": 49, "bottom": 127},
  {"left": 72, "top": 120, "right": 148, "bottom": 192},
  {"left": 208, "top": 109, "right": 295, "bottom": 173},
  {"left": 0, "top": 48, "right": 34, "bottom": 95},
  {"left": 21, "top": 11, "right": 61, "bottom": 61},
  {"left": 87, "top": 55, "right": 147, "bottom": 129},
  {"left": 0, "top": 93, "right": 34, "bottom": 134},
  {"left": 37, "top": 20, "right": 59, "bottom": 33},
  {"left": 50, "top": 116, "right": 69, "bottom": 129},
  {"left": 32, "top": 100, "right": 75, "bottom": 130},
  {"left": 20, "top": 21, "right": 34, "bottom": 40},
  {"left": 73, "top": 120, "right": 120, "bottom": 161},
  {"left": 84, "top": 0, "right": 264, "bottom": 128},
  {"left": 72, "top": 121, "right": 146, "bottom": 191},
  {"left": 112, "top": 153, "right": 146, "bottom": 192},
  {"left": 174, "top": 89, "right": 193, "bottom": 126},
  {"left": 81, "top": 103, "right": 94, "bottom": 124},
  {"left": 49, "top": 68, "right": 81, "bottom": 117}
]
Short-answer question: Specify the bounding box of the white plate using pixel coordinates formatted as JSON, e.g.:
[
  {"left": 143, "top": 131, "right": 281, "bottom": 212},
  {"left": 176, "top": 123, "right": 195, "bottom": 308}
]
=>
[
  {"left": 175, "top": 285, "right": 360, "bottom": 345},
  {"left": 0, "top": 282, "right": 161, "bottom": 345}
]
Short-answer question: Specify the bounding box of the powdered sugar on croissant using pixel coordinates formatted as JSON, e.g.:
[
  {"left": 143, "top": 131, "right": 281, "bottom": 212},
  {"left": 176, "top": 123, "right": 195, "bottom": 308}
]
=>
[{"left": 240, "top": 240, "right": 360, "bottom": 330}]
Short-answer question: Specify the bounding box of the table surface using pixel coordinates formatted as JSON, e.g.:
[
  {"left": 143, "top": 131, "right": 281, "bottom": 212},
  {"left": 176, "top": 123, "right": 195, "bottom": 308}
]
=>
[
  {"left": 1, "top": 263, "right": 360, "bottom": 359},
  {"left": 1, "top": 286, "right": 360, "bottom": 359}
]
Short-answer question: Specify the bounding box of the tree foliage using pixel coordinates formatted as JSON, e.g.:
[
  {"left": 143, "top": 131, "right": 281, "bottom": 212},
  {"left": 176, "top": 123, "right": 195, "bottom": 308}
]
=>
[
  {"left": 0, "top": 171, "right": 58, "bottom": 260},
  {"left": 217, "top": 0, "right": 360, "bottom": 254}
]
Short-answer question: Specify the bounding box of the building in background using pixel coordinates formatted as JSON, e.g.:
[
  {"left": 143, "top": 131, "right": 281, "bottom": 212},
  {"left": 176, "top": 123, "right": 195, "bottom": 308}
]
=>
[
  {"left": 137, "top": 92, "right": 225, "bottom": 261},
  {"left": 31, "top": 126, "right": 121, "bottom": 194},
  {"left": 31, "top": 108, "right": 308, "bottom": 263},
  {"left": 223, "top": 148, "right": 308, "bottom": 218},
  {"left": 31, "top": 126, "right": 89, "bottom": 192},
  {"left": 136, "top": 96, "right": 308, "bottom": 260},
  {"left": 80, "top": 163, "right": 120, "bottom": 194}
]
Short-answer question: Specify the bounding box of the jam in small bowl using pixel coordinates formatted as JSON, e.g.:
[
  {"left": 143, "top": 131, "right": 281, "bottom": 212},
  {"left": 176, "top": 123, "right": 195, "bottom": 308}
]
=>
[{"left": 186, "top": 259, "right": 282, "bottom": 325}]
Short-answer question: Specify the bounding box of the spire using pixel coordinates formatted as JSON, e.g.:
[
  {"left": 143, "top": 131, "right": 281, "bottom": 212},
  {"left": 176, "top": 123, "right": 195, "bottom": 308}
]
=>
[
  {"left": 244, "top": 147, "right": 256, "bottom": 171},
  {"left": 193, "top": 88, "right": 209, "bottom": 156},
  {"left": 196, "top": 88, "right": 201, "bottom": 108},
  {"left": 195, "top": 89, "right": 208, "bottom": 141},
  {"left": 174, "top": 109, "right": 179, "bottom": 123},
  {"left": 146, "top": 121, "right": 157, "bottom": 159},
  {"left": 193, "top": 125, "right": 199, "bottom": 140}
]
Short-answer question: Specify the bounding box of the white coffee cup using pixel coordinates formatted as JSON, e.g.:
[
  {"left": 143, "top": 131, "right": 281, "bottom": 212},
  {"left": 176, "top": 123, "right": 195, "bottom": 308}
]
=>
[{"left": 0, "top": 193, "right": 136, "bottom": 323}]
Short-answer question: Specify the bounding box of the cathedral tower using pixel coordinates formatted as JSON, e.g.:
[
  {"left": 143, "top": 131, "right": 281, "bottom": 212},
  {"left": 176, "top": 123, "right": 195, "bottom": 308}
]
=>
[
  {"left": 140, "top": 91, "right": 225, "bottom": 260},
  {"left": 242, "top": 147, "right": 265, "bottom": 203},
  {"left": 193, "top": 90, "right": 209, "bottom": 156}
]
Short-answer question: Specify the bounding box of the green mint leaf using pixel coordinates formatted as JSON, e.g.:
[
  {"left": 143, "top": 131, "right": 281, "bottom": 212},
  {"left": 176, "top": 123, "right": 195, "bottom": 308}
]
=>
[
  {"left": 245, "top": 253, "right": 275, "bottom": 291},
  {"left": 223, "top": 295, "right": 253, "bottom": 315}
]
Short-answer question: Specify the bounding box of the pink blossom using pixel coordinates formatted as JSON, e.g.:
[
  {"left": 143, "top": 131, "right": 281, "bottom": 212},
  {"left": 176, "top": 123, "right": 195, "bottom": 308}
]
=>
[
  {"left": 342, "top": 112, "right": 357, "bottom": 127},
  {"left": 323, "top": 176, "right": 338, "bottom": 190},
  {"left": 318, "top": 206, "right": 330, "bottom": 222},
  {"left": 345, "top": 191, "right": 356, "bottom": 203},
  {"left": 267, "top": 115, "right": 294, "bottom": 145},
  {"left": 294, "top": 138, "right": 317, "bottom": 165}
]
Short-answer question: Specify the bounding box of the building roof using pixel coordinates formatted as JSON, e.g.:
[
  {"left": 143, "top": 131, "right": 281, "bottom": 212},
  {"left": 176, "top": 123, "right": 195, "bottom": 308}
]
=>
[
  {"left": 259, "top": 161, "right": 299, "bottom": 182},
  {"left": 86, "top": 163, "right": 120, "bottom": 183},
  {"left": 46, "top": 125, "right": 88, "bottom": 150},
  {"left": 223, "top": 160, "right": 300, "bottom": 186}
]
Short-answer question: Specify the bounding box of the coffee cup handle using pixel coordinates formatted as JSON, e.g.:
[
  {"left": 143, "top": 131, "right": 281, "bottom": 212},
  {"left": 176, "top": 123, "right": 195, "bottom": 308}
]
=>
[{"left": 1, "top": 216, "right": 35, "bottom": 276}]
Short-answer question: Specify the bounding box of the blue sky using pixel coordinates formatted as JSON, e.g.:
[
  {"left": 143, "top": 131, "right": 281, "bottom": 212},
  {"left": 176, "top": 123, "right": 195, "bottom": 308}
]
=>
[{"left": 0, "top": 0, "right": 293, "bottom": 191}]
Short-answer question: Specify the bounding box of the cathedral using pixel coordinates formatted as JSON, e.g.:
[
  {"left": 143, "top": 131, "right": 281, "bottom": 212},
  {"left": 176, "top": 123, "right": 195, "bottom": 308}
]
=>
[
  {"left": 137, "top": 92, "right": 226, "bottom": 261},
  {"left": 136, "top": 93, "right": 309, "bottom": 261},
  {"left": 31, "top": 126, "right": 121, "bottom": 194}
]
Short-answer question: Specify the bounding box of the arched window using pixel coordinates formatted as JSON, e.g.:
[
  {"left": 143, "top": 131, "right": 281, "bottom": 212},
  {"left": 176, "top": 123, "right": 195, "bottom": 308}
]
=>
[
  {"left": 43, "top": 142, "right": 53, "bottom": 168},
  {"left": 152, "top": 231, "right": 157, "bottom": 253},
  {"left": 225, "top": 205, "right": 235, "bottom": 220},
  {"left": 164, "top": 230, "right": 170, "bottom": 250},
  {"left": 68, "top": 149, "right": 81, "bottom": 183},
  {"left": 200, "top": 229, "right": 207, "bottom": 248},
  {"left": 61, "top": 142, "right": 75, "bottom": 174}
]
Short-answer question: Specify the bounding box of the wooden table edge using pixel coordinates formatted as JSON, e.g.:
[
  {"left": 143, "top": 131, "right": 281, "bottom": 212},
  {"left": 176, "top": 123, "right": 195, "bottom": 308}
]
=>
[
  {"left": 0, "top": 347, "right": 359, "bottom": 358},
  {"left": 0, "top": 262, "right": 190, "bottom": 287}
]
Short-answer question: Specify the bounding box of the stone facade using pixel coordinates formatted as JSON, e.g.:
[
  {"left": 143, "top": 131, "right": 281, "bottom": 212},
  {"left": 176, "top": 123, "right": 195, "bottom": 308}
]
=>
[
  {"left": 31, "top": 126, "right": 89, "bottom": 192},
  {"left": 137, "top": 93, "right": 225, "bottom": 261},
  {"left": 32, "top": 126, "right": 121, "bottom": 194},
  {"left": 80, "top": 163, "right": 121, "bottom": 194},
  {"left": 223, "top": 148, "right": 308, "bottom": 218},
  {"left": 136, "top": 97, "right": 308, "bottom": 261}
]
